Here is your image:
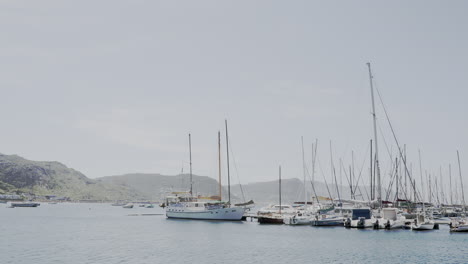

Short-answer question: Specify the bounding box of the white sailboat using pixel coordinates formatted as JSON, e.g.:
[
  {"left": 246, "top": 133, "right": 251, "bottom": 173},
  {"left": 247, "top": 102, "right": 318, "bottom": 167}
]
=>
[
  {"left": 284, "top": 137, "right": 315, "bottom": 225},
  {"left": 450, "top": 151, "right": 468, "bottom": 232},
  {"left": 165, "top": 127, "right": 246, "bottom": 221}
]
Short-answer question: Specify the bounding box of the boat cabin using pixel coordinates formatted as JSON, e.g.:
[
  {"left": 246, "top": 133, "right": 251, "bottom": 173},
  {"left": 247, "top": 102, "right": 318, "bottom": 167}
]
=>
[{"left": 351, "top": 209, "right": 372, "bottom": 220}]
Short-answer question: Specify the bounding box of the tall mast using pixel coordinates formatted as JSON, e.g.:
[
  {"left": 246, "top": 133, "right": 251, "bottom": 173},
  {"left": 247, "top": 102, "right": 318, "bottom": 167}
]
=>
[
  {"left": 370, "top": 139, "right": 373, "bottom": 200},
  {"left": 396, "top": 157, "right": 399, "bottom": 202},
  {"left": 218, "top": 131, "right": 222, "bottom": 201},
  {"left": 301, "top": 136, "right": 307, "bottom": 205},
  {"left": 189, "top": 133, "right": 193, "bottom": 196},
  {"left": 279, "top": 165, "right": 282, "bottom": 215},
  {"left": 449, "top": 164, "right": 453, "bottom": 205},
  {"left": 418, "top": 150, "right": 425, "bottom": 210},
  {"left": 330, "top": 141, "right": 341, "bottom": 204},
  {"left": 225, "top": 120, "right": 231, "bottom": 205},
  {"left": 457, "top": 151, "right": 465, "bottom": 214},
  {"left": 367, "top": 62, "right": 381, "bottom": 208}
]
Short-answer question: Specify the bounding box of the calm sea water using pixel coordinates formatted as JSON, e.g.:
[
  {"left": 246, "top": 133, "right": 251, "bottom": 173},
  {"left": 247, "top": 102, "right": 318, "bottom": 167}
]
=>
[{"left": 1, "top": 203, "right": 467, "bottom": 264}]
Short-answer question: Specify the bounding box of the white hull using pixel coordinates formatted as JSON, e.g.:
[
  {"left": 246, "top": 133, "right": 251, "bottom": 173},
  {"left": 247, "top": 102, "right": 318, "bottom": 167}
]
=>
[
  {"left": 411, "top": 223, "right": 435, "bottom": 231},
  {"left": 450, "top": 224, "right": 468, "bottom": 232},
  {"left": 348, "top": 219, "right": 374, "bottom": 228},
  {"left": 166, "top": 206, "right": 245, "bottom": 220},
  {"left": 283, "top": 215, "right": 311, "bottom": 225},
  {"left": 311, "top": 216, "right": 345, "bottom": 226},
  {"left": 375, "top": 219, "right": 406, "bottom": 229},
  {"left": 434, "top": 217, "right": 451, "bottom": 225}
]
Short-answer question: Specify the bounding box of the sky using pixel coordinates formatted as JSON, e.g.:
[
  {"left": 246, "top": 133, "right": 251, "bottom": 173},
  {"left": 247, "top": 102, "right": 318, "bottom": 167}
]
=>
[{"left": 1, "top": 1, "right": 468, "bottom": 199}]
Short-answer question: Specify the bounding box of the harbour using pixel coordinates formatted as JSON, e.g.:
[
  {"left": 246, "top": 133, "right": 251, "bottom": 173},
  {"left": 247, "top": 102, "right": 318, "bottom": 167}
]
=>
[{"left": 2, "top": 203, "right": 467, "bottom": 264}]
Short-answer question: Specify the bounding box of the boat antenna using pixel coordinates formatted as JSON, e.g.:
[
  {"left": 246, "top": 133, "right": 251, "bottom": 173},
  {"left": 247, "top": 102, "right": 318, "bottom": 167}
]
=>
[
  {"left": 225, "top": 120, "right": 231, "bottom": 205},
  {"left": 189, "top": 133, "right": 193, "bottom": 196},
  {"left": 367, "top": 62, "right": 382, "bottom": 209},
  {"left": 218, "top": 131, "right": 222, "bottom": 201}
]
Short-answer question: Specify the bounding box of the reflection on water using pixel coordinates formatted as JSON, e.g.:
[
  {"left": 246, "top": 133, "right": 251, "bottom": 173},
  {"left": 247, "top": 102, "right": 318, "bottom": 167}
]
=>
[{"left": 1, "top": 203, "right": 467, "bottom": 264}]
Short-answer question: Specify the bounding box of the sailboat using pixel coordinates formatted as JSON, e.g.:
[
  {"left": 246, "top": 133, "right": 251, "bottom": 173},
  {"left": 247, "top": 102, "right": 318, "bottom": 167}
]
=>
[
  {"left": 165, "top": 125, "right": 246, "bottom": 221},
  {"left": 258, "top": 166, "right": 295, "bottom": 224},
  {"left": 450, "top": 151, "right": 468, "bottom": 232},
  {"left": 283, "top": 137, "right": 315, "bottom": 225}
]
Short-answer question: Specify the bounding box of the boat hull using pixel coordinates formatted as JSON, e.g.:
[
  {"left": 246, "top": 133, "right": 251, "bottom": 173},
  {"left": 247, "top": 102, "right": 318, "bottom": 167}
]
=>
[
  {"left": 166, "top": 207, "right": 245, "bottom": 221},
  {"left": 258, "top": 216, "right": 284, "bottom": 224},
  {"left": 450, "top": 225, "right": 468, "bottom": 232},
  {"left": 11, "top": 203, "right": 40, "bottom": 207},
  {"left": 283, "top": 216, "right": 311, "bottom": 225},
  {"left": 411, "top": 223, "right": 435, "bottom": 231},
  {"left": 311, "top": 216, "right": 345, "bottom": 226}
]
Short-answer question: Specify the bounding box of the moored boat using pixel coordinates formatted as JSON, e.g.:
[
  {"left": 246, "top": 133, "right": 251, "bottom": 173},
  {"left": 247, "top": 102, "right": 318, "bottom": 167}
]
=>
[
  {"left": 344, "top": 208, "right": 375, "bottom": 228},
  {"left": 10, "top": 202, "right": 40, "bottom": 208},
  {"left": 411, "top": 214, "right": 435, "bottom": 231}
]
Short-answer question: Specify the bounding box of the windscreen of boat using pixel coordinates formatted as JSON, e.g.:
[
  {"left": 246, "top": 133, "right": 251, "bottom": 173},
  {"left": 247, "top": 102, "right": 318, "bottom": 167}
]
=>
[{"left": 352, "top": 209, "right": 371, "bottom": 220}]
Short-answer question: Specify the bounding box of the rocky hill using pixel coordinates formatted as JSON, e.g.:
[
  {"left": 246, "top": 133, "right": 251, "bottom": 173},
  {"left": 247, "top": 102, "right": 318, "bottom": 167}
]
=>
[{"left": 0, "top": 153, "right": 140, "bottom": 200}]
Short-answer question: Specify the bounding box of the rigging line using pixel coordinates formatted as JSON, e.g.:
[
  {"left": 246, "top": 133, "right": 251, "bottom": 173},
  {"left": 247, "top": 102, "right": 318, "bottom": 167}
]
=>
[
  {"left": 305, "top": 141, "right": 321, "bottom": 204},
  {"left": 384, "top": 157, "right": 398, "bottom": 201},
  {"left": 316, "top": 156, "right": 334, "bottom": 202},
  {"left": 386, "top": 159, "right": 398, "bottom": 202},
  {"left": 227, "top": 137, "right": 247, "bottom": 203},
  {"left": 352, "top": 142, "right": 371, "bottom": 201},
  {"left": 377, "top": 119, "right": 394, "bottom": 165},
  {"left": 304, "top": 160, "right": 320, "bottom": 204},
  {"left": 373, "top": 80, "right": 422, "bottom": 203},
  {"left": 339, "top": 159, "right": 352, "bottom": 195}
]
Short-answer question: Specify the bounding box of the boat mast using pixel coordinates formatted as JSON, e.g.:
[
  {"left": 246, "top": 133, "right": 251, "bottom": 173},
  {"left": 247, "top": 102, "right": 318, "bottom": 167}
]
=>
[
  {"left": 449, "top": 164, "right": 453, "bottom": 205},
  {"left": 189, "top": 133, "right": 193, "bottom": 196},
  {"left": 457, "top": 151, "right": 466, "bottom": 214},
  {"left": 225, "top": 120, "right": 231, "bottom": 205},
  {"left": 302, "top": 136, "right": 307, "bottom": 206},
  {"left": 279, "top": 165, "right": 282, "bottom": 215},
  {"left": 330, "top": 141, "right": 341, "bottom": 205},
  {"left": 218, "top": 131, "right": 222, "bottom": 201},
  {"left": 418, "top": 150, "right": 424, "bottom": 211},
  {"left": 367, "top": 62, "right": 381, "bottom": 208},
  {"left": 370, "top": 139, "right": 373, "bottom": 200}
]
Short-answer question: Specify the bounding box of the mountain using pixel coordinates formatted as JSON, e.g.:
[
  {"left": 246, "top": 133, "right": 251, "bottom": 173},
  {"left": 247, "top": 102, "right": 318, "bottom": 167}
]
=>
[
  {"left": 231, "top": 178, "right": 374, "bottom": 206},
  {"left": 97, "top": 173, "right": 229, "bottom": 201},
  {"left": 0, "top": 153, "right": 141, "bottom": 200},
  {"left": 0, "top": 152, "right": 379, "bottom": 204}
]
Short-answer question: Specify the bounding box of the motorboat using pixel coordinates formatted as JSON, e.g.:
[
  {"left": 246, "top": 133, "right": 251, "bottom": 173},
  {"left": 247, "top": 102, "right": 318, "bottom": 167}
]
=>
[
  {"left": 344, "top": 208, "right": 375, "bottom": 228},
  {"left": 411, "top": 213, "right": 435, "bottom": 231},
  {"left": 374, "top": 208, "right": 407, "bottom": 230}
]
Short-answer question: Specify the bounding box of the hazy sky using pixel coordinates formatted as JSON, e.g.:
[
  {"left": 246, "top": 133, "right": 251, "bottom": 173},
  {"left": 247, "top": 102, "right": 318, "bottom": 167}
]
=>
[{"left": 1, "top": 1, "right": 468, "bottom": 194}]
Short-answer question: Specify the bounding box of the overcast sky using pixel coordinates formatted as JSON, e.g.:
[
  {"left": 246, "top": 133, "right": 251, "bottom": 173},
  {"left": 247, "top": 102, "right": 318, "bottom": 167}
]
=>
[{"left": 1, "top": 1, "right": 467, "bottom": 198}]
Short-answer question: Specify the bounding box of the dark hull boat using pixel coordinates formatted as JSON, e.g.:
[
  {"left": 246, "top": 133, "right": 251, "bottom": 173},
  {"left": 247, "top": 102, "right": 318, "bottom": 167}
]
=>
[{"left": 11, "top": 202, "right": 40, "bottom": 207}]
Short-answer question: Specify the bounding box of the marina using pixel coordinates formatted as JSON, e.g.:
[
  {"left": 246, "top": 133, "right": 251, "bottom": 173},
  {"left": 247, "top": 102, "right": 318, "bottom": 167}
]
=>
[{"left": 2, "top": 202, "right": 468, "bottom": 264}]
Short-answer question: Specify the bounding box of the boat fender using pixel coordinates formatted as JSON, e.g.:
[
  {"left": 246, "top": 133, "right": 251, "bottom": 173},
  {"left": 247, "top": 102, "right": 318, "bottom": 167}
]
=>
[{"left": 373, "top": 219, "right": 379, "bottom": 229}]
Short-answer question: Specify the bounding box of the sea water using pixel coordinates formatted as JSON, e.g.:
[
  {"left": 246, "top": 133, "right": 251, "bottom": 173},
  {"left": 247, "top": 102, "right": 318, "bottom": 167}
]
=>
[{"left": 1, "top": 203, "right": 467, "bottom": 264}]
